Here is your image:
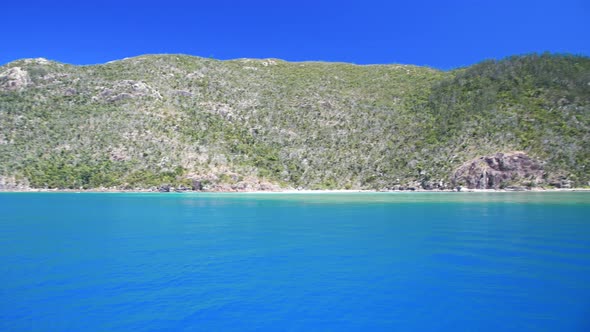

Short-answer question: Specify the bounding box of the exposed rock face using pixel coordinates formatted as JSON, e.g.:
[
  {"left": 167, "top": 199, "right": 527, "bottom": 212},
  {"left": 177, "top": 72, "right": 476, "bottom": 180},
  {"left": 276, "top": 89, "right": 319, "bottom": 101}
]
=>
[
  {"left": 185, "top": 173, "right": 283, "bottom": 192},
  {"left": 452, "top": 152, "right": 545, "bottom": 189},
  {"left": 0, "top": 176, "right": 15, "bottom": 190},
  {"left": 0, "top": 67, "right": 31, "bottom": 91},
  {"left": 0, "top": 176, "right": 29, "bottom": 190},
  {"left": 22, "top": 58, "right": 51, "bottom": 65},
  {"left": 191, "top": 180, "right": 203, "bottom": 191},
  {"left": 94, "top": 80, "right": 161, "bottom": 102}
]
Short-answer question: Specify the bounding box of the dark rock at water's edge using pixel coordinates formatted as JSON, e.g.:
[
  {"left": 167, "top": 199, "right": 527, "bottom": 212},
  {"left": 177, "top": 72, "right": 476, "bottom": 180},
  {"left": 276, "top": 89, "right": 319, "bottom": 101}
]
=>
[
  {"left": 548, "top": 176, "right": 574, "bottom": 189},
  {"left": 191, "top": 180, "right": 203, "bottom": 191},
  {"left": 451, "top": 152, "right": 545, "bottom": 189},
  {"left": 158, "top": 184, "right": 171, "bottom": 192}
]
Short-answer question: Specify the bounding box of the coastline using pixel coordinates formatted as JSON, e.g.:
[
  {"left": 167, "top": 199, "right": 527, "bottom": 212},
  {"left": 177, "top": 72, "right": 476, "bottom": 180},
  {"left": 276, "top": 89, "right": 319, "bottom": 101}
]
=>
[{"left": 1, "top": 187, "right": 589, "bottom": 194}]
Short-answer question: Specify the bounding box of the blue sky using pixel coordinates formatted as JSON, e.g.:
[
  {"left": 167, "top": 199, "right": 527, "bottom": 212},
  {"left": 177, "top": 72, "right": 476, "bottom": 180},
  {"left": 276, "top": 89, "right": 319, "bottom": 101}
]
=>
[{"left": 2, "top": 0, "right": 588, "bottom": 69}]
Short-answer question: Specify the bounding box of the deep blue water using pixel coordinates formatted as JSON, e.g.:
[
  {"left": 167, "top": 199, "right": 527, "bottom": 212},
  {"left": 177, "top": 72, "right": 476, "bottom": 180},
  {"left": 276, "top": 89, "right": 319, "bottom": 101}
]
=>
[{"left": 0, "top": 192, "right": 589, "bottom": 331}]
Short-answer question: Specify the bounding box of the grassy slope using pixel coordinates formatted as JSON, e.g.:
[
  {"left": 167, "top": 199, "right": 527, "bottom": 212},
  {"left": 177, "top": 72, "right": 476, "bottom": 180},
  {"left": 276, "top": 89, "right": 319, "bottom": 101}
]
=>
[{"left": 0, "top": 53, "right": 588, "bottom": 189}]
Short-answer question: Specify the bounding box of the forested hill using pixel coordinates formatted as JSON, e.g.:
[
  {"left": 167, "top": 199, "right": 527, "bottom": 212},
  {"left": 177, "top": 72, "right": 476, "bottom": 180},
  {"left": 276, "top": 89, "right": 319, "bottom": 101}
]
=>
[{"left": 0, "top": 53, "right": 589, "bottom": 191}]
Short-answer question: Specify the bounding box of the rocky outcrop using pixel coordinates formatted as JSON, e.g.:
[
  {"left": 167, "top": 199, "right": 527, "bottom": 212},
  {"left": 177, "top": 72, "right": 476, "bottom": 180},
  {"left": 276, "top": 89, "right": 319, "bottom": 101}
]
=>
[
  {"left": 546, "top": 174, "right": 574, "bottom": 189},
  {"left": 185, "top": 172, "right": 283, "bottom": 192},
  {"left": 158, "top": 184, "right": 171, "bottom": 192},
  {"left": 452, "top": 152, "right": 545, "bottom": 189},
  {"left": 0, "top": 176, "right": 29, "bottom": 190},
  {"left": 0, "top": 67, "right": 31, "bottom": 91},
  {"left": 94, "top": 80, "right": 161, "bottom": 102},
  {"left": 191, "top": 180, "right": 203, "bottom": 191}
]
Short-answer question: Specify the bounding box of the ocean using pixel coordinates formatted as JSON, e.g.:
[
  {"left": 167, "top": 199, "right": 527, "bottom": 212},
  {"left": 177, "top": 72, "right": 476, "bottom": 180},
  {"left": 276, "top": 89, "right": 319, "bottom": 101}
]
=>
[{"left": 0, "top": 192, "right": 589, "bottom": 331}]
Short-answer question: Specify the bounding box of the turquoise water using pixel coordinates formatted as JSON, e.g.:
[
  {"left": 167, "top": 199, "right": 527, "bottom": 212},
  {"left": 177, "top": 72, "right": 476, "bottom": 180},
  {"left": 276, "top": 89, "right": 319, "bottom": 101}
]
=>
[{"left": 0, "top": 192, "right": 589, "bottom": 331}]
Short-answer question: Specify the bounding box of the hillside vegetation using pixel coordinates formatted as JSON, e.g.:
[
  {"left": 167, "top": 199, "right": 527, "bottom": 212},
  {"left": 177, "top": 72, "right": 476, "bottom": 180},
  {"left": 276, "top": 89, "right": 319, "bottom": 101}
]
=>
[{"left": 0, "top": 53, "right": 588, "bottom": 190}]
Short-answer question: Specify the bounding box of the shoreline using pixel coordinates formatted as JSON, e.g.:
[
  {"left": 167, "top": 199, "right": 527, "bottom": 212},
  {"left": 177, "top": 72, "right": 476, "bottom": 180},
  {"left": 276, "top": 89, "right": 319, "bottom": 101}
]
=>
[{"left": 1, "top": 188, "right": 589, "bottom": 194}]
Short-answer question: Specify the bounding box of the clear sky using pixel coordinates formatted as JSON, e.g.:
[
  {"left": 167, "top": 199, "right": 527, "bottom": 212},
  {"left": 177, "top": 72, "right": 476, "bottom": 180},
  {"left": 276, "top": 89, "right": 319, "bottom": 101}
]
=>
[{"left": 2, "top": 0, "right": 588, "bottom": 69}]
